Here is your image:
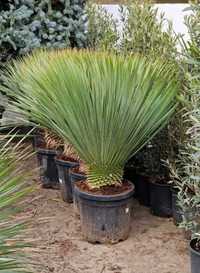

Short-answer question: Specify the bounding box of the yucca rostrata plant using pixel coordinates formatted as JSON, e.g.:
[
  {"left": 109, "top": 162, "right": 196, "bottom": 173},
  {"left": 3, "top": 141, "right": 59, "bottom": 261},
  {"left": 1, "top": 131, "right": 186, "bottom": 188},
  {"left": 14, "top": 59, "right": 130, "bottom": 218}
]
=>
[
  {"left": 2, "top": 50, "right": 179, "bottom": 189},
  {"left": 0, "top": 133, "right": 33, "bottom": 272}
]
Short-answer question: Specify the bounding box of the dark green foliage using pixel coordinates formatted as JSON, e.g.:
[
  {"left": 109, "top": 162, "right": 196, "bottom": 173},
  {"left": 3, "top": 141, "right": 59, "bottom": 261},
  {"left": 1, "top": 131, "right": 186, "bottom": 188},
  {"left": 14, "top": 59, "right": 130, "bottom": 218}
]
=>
[
  {"left": 129, "top": 127, "right": 175, "bottom": 179},
  {"left": 0, "top": 0, "right": 86, "bottom": 62}
]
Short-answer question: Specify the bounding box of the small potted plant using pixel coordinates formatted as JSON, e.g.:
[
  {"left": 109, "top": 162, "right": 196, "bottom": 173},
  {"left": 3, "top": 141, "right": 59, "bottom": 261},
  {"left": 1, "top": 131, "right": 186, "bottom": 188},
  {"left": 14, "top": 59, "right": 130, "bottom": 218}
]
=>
[
  {"left": 36, "top": 129, "right": 59, "bottom": 189},
  {"left": 149, "top": 175, "right": 172, "bottom": 217},
  {"left": 133, "top": 137, "right": 173, "bottom": 209},
  {"left": 124, "top": 150, "right": 150, "bottom": 204},
  {"left": 2, "top": 50, "right": 179, "bottom": 243},
  {"left": 55, "top": 143, "right": 80, "bottom": 203}
]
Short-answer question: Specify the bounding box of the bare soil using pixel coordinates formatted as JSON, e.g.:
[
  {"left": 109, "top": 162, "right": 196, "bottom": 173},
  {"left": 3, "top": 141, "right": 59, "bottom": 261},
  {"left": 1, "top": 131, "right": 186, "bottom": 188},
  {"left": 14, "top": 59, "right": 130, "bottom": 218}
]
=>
[
  {"left": 77, "top": 180, "right": 132, "bottom": 195},
  {"left": 23, "top": 155, "right": 190, "bottom": 273}
]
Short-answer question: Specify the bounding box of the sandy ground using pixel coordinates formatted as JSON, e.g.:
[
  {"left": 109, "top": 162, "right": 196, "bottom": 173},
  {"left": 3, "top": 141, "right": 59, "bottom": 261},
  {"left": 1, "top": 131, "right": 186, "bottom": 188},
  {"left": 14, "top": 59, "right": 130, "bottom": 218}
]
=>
[{"left": 23, "top": 155, "right": 190, "bottom": 273}]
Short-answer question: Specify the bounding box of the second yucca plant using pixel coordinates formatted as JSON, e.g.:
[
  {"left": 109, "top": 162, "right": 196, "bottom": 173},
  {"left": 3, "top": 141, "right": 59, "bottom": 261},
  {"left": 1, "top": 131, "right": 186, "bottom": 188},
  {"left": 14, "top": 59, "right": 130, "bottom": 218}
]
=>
[{"left": 2, "top": 50, "right": 179, "bottom": 189}]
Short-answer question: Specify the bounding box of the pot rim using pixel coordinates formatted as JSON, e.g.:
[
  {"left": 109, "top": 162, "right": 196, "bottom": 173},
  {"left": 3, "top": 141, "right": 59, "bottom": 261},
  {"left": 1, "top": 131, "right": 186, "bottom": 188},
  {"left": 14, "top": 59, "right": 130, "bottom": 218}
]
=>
[
  {"left": 71, "top": 172, "right": 87, "bottom": 179},
  {"left": 150, "top": 181, "right": 171, "bottom": 187},
  {"left": 55, "top": 158, "right": 79, "bottom": 168},
  {"left": 74, "top": 180, "right": 135, "bottom": 202},
  {"left": 37, "top": 148, "right": 57, "bottom": 155},
  {"left": 190, "top": 238, "right": 200, "bottom": 257}
]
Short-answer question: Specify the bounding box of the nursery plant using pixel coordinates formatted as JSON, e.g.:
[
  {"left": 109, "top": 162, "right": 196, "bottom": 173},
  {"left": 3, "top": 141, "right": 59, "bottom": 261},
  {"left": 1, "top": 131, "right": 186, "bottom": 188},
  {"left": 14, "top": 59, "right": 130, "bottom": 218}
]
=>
[
  {"left": 35, "top": 129, "right": 60, "bottom": 189},
  {"left": 2, "top": 50, "right": 179, "bottom": 243},
  {"left": 0, "top": 133, "right": 33, "bottom": 272},
  {"left": 55, "top": 142, "right": 81, "bottom": 203}
]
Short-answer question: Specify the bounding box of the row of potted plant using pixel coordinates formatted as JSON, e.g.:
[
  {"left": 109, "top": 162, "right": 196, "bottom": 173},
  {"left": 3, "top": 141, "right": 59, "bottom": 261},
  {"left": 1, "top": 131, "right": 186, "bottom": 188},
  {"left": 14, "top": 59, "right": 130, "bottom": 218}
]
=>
[
  {"left": 125, "top": 172, "right": 172, "bottom": 217},
  {"left": 33, "top": 129, "right": 85, "bottom": 202}
]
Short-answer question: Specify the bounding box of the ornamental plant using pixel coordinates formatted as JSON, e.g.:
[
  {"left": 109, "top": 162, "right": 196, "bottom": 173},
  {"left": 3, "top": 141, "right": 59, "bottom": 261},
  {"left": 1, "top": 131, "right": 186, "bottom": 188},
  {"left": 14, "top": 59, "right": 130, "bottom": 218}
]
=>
[{"left": 2, "top": 50, "right": 179, "bottom": 188}]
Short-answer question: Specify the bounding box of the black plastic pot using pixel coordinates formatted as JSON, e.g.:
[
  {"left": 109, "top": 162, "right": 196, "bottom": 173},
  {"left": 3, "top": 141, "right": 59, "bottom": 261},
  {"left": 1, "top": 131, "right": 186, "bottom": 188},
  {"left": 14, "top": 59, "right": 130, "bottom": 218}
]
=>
[
  {"left": 37, "top": 148, "right": 59, "bottom": 189},
  {"left": 190, "top": 239, "right": 200, "bottom": 273},
  {"left": 150, "top": 182, "right": 172, "bottom": 217},
  {"left": 137, "top": 175, "right": 151, "bottom": 207},
  {"left": 56, "top": 159, "right": 79, "bottom": 203},
  {"left": 71, "top": 172, "right": 87, "bottom": 212},
  {"left": 171, "top": 188, "right": 183, "bottom": 225},
  {"left": 74, "top": 181, "right": 135, "bottom": 244}
]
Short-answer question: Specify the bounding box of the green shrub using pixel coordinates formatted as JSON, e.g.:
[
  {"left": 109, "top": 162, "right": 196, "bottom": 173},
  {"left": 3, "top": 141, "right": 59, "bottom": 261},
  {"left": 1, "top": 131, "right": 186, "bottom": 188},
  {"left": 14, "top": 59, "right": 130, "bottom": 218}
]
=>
[
  {"left": 86, "top": 2, "right": 118, "bottom": 51},
  {"left": 170, "top": 2, "right": 200, "bottom": 237},
  {"left": 120, "top": 0, "right": 178, "bottom": 60}
]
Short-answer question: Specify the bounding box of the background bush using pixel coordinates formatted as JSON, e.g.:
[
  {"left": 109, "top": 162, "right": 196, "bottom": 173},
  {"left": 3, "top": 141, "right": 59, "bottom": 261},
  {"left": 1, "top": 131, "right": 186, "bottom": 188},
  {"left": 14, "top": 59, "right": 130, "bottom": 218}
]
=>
[
  {"left": 86, "top": 1, "right": 118, "bottom": 51},
  {"left": 0, "top": 0, "right": 87, "bottom": 63},
  {"left": 171, "top": 2, "right": 200, "bottom": 237},
  {"left": 0, "top": 0, "right": 87, "bottom": 121}
]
